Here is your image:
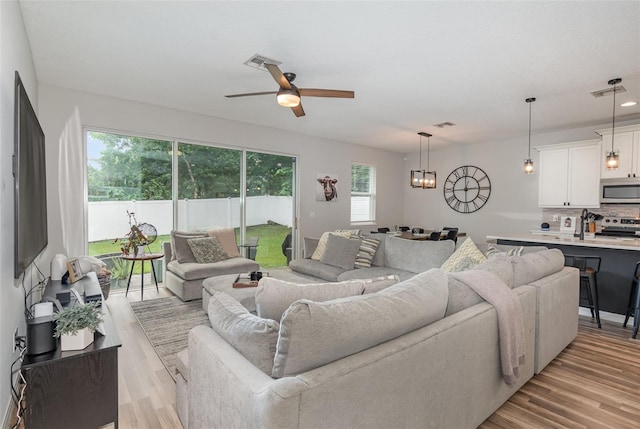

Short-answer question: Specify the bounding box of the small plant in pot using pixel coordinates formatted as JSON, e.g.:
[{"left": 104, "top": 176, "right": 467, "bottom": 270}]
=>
[{"left": 53, "top": 301, "right": 103, "bottom": 351}]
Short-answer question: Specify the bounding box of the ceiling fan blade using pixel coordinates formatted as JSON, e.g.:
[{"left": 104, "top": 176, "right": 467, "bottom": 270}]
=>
[
  {"left": 264, "top": 63, "right": 291, "bottom": 89},
  {"left": 299, "top": 88, "right": 355, "bottom": 98},
  {"left": 225, "top": 91, "right": 277, "bottom": 98},
  {"left": 291, "top": 103, "right": 305, "bottom": 117}
]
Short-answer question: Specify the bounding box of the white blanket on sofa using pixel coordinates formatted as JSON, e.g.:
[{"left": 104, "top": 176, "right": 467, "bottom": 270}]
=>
[{"left": 450, "top": 270, "right": 525, "bottom": 385}]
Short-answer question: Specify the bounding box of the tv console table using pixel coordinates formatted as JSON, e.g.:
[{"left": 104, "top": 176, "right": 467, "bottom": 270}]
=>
[{"left": 21, "top": 275, "right": 122, "bottom": 429}]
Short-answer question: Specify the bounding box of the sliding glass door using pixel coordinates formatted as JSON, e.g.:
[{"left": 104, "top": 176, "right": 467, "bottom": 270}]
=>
[{"left": 244, "top": 152, "right": 296, "bottom": 268}]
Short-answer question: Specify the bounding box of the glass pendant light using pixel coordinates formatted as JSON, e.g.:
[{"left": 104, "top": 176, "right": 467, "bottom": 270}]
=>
[
  {"left": 605, "top": 78, "right": 621, "bottom": 170},
  {"left": 523, "top": 97, "right": 536, "bottom": 174},
  {"left": 410, "top": 132, "right": 437, "bottom": 189}
]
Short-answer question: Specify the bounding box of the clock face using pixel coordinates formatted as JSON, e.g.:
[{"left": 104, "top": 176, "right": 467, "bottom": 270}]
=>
[{"left": 443, "top": 165, "right": 491, "bottom": 213}]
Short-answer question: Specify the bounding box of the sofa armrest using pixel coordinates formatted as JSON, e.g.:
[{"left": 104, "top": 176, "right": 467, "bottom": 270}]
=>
[{"left": 188, "top": 325, "right": 305, "bottom": 429}]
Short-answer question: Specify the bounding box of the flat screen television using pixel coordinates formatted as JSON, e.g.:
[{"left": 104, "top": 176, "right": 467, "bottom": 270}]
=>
[{"left": 14, "top": 71, "right": 48, "bottom": 278}]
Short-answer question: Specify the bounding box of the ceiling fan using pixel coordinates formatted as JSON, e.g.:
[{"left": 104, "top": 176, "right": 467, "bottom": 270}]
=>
[{"left": 225, "top": 63, "right": 354, "bottom": 117}]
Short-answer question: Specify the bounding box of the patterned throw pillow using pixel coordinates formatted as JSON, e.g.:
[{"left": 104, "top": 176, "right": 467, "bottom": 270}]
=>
[
  {"left": 311, "top": 231, "right": 353, "bottom": 260},
  {"left": 440, "top": 237, "right": 487, "bottom": 272},
  {"left": 354, "top": 237, "right": 380, "bottom": 269},
  {"left": 485, "top": 244, "right": 524, "bottom": 258},
  {"left": 187, "top": 236, "right": 229, "bottom": 263}
]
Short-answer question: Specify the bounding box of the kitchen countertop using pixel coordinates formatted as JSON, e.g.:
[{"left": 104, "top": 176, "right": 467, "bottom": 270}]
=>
[{"left": 486, "top": 233, "right": 640, "bottom": 251}]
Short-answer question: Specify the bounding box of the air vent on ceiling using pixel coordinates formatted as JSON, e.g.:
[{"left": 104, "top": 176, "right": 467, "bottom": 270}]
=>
[
  {"left": 591, "top": 85, "right": 626, "bottom": 98},
  {"left": 243, "top": 54, "right": 282, "bottom": 71},
  {"left": 433, "top": 122, "right": 456, "bottom": 128}
]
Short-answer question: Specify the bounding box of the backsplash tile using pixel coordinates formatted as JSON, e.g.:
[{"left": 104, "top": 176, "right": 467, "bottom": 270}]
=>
[{"left": 542, "top": 205, "right": 640, "bottom": 232}]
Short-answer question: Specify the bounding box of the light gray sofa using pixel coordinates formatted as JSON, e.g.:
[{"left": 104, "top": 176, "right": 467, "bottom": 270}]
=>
[
  {"left": 289, "top": 234, "right": 456, "bottom": 282},
  {"left": 163, "top": 241, "right": 259, "bottom": 301},
  {"left": 179, "top": 248, "right": 579, "bottom": 429}
]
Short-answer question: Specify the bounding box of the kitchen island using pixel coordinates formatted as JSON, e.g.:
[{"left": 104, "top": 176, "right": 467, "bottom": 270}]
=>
[{"left": 487, "top": 233, "right": 640, "bottom": 315}]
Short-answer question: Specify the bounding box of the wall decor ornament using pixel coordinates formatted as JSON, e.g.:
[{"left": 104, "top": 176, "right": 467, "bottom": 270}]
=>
[
  {"left": 316, "top": 174, "right": 338, "bottom": 202},
  {"left": 443, "top": 165, "right": 491, "bottom": 213}
]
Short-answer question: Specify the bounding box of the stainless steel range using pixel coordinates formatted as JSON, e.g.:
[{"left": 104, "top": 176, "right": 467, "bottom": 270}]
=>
[{"left": 596, "top": 217, "right": 640, "bottom": 237}]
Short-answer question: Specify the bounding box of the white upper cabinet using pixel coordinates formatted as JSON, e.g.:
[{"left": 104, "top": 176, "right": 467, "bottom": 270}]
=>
[
  {"left": 537, "top": 140, "right": 601, "bottom": 208},
  {"left": 598, "top": 125, "right": 640, "bottom": 179}
]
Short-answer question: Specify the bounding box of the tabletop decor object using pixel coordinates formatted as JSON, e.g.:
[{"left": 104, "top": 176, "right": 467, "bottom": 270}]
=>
[{"left": 53, "top": 301, "right": 103, "bottom": 351}]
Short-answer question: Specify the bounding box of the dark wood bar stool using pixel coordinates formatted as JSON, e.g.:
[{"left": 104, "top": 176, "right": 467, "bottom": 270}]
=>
[
  {"left": 623, "top": 261, "right": 640, "bottom": 339},
  {"left": 565, "top": 254, "right": 601, "bottom": 328}
]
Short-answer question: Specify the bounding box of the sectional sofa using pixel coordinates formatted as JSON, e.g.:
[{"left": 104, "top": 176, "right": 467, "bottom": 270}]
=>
[{"left": 178, "top": 246, "right": 579, "bottom": 429}]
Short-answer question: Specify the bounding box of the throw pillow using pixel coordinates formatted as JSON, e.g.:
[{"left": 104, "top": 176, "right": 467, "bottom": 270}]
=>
[
  {"left": 171, "top": 231, "right": 208, "bottom": 263},
  {"left": 208, "top": 292, "right": 280, "bottom": 375},
  {"left": 272, "top": 269, "right": 449, "bottom": 378},
  {"left": 354, "top": 237, "right": 380, "bottom": 269},
  {"left": 255, "top": 277, "right": 366, "bottom": 321},
  {"left": 187, "top": 236, "right": 229, "bottom": 263},
  {"left": 208, "top": 228, "right": 241, "bottom": 258},
  {"left": 311, "top": 231, "right": 353, "bottom": 260},
  {"left": 440, "top": 237, "right": 487, "bottom": 272},
  {"left": 334, "top": 228, "right": 361, "bottom": 236},
  {"left": 362, "top": 275, "right": 400, "bottom": 294},
  {"left": 320, "top": 234, "right": 362, "bottom": 270},
  {"left": 485, "top": 244, "right": 524, "bottom": 258}
]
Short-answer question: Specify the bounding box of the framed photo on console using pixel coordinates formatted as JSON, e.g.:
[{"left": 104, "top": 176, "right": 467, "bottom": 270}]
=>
[{"left": 66, "top": 258, "right": 84, "bottom": 283}]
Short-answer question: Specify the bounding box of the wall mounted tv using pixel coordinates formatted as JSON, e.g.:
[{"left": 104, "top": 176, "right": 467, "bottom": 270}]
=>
[{"left": 14, "top": 71, "right": 48, "bottom": 278}]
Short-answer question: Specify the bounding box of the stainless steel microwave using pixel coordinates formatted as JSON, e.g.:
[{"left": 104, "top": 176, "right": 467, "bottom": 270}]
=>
[{"left": 600, "top": 178, "right": 640, "bottom": 204}]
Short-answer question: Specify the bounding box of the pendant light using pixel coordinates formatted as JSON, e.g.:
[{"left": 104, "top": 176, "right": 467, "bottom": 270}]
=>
[
  {"left": 523, "top": 97, "right": 536, "bottom": 174},
  {"left": 410, "top": 132, "right": 437, "bottom": 189},
  {"left": 605, "top": 78, "right": 622, "bottom": 170}
]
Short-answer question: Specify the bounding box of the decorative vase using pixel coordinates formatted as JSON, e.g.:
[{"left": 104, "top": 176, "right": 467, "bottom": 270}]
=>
[{"left": 61, "top": 327, "right": 94, "bottom": 351}]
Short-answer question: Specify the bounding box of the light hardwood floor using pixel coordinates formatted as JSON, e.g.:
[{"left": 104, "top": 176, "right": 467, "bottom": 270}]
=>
[{"left": 9, "top": 290, "right": 640, "bottom": 429}]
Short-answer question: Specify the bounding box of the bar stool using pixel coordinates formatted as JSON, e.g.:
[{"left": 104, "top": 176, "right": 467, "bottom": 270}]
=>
[
  {"left": 564, "top": 254, "right": 601, "bottom": 328},
  {"left": 623, "top": 261, "right": 640, "bottom": 339}
]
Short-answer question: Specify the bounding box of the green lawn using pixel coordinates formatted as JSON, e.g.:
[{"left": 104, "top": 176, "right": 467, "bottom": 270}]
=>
[{"left": 88, "top": 224, "right": 290, "bottom": 273}]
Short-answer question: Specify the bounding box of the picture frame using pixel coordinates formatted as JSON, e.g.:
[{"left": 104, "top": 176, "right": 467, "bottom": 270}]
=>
[
  {"left": 66, "top": 258, "right": 85, "bottom": 283},
  {"left": 560, "top": 216, "right": 576, "bottom": 233},
  {"left": 316, "top": 174, "right": 338, "bottom": 202}
]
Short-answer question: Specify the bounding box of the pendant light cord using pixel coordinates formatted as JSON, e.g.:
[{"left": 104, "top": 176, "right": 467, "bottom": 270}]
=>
[
  {"left": 528, "top": 101, "right": 532, "bottom": 158},
  {"left": 419, "top": 135, "right": 423, "bottom": 170},
  {"left": 426, "top": 136, "right": 430, "bottom": 171},
  {"left": 612, "top": 81, "right": 617, "bottom": 151}
]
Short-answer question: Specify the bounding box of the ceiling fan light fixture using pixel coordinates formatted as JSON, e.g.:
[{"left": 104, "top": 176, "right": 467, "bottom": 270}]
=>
[{"left": 276, "top": 88, "right": 301, "bottom": 107}]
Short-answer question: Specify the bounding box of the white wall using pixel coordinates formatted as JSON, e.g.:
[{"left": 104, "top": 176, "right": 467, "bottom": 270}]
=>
[
  {"left": 402, "top": 119, "right": 640, "bottom": 244},
  {"left": 37, "top": 84, "right": 407, "bottom": 260},
  {"left": 0, "top": 1, "right": 40, "bottom": 425}
]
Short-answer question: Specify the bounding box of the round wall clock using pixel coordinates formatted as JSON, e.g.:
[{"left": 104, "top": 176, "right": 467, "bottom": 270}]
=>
[{"left": 443, "top": 165, "right": 491, "bottom": 213}]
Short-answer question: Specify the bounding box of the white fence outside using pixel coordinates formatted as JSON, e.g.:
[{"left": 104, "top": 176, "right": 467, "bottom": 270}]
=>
[{"left": 88, "top": 196, "right": 293, "bottom": 242}]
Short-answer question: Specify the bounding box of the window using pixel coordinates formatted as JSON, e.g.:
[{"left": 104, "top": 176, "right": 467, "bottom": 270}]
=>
[{"left": 351, "top": 163, "right": 376, "bottom": 223}]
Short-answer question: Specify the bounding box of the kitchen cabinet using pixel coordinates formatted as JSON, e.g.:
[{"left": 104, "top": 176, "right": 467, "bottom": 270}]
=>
[
  {"left": 537, "top": 140, "right": 601, "bottom": 208},
  {"left": 598, "top": 124, "right": 640, "bottom": 179}
]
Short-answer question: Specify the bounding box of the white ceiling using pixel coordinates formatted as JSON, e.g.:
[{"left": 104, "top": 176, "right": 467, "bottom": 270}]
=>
[{"left": 19, "top": 1, "right": 640, "bottom": 153}]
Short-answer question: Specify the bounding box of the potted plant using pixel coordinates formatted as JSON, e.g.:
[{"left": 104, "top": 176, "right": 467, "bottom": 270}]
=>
[
  {"left": 109, "top": 257, "right": 130, "bottom": 290},
  {"left": 53, "top": 301, "right": 103, "bottom": 351}
]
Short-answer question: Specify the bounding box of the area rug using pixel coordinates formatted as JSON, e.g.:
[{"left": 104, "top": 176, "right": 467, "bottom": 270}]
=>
[{"left": 129, "top": 296, "right": 210, "bottom": 381}]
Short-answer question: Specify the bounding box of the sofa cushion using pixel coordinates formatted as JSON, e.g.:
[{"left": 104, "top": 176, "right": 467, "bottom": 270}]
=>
[
  {"left": 384, "top": 237, "right": 455, "bottom": 273},
  {"left": 167, "top": 257, "right": 259, "bottom": 281},
  {"left": 187, "top": 236, "right": 229, "bottom": 263},
  {"left": 311, "top": 231, "right": 353, "bottom": 260},
  {"left": 485, "top": 244, "right": 548, "bottom": 258},
  {"left": 354, "top": 237, "right": 380, "bottom": 269},
  {"left": 511, "top": 248, "right": 565, "bottom": 288},
  {"left": 303, "top": 237, "right": 320, "bottom": 258},
  {"left": 208, "top": 228, "right": 241, "bottom": 258},
  {"left": 362, "top": 274, "right": 400, "bottom": 294},
  {"left": 320, "top": 234, "right": 362, "bottom": 270},
  {"left": 272, "top": 268, "right": 449, "bottom": 378},
  {"left": 208, "top": 292, "right": 279, "bottom": 375},
  {"left": 288, "top": 258, "right": 347, "bottom": 282},
  {"left": 441, "top": 237, "right": 487, "bottom": 272},
  {"left": 171, "top": 230, "right": 208, "bottom": 263},
  {"left": 255, "top": 277, "right": 366, "bottom": 321}
]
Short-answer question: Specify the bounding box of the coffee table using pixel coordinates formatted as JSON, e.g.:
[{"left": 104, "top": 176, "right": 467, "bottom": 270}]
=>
[{"left": 202, "top": 269, "right": 318, "bottom": 313}]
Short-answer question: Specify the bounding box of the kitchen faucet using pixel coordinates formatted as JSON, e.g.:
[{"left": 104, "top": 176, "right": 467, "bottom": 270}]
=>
[{"left": 579, "top": 208, "right": 589, "bottom": 240}]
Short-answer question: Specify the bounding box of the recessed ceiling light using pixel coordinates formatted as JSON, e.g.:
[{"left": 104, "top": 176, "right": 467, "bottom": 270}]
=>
[{"left": 621, "top": 101, "right": 637, "bottom": 107}]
